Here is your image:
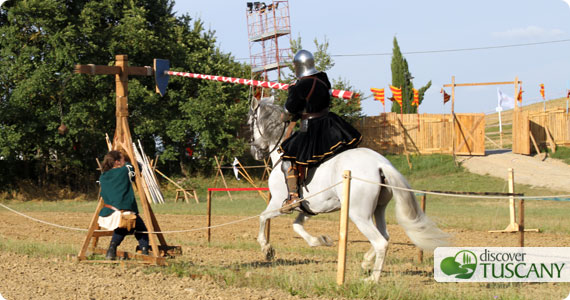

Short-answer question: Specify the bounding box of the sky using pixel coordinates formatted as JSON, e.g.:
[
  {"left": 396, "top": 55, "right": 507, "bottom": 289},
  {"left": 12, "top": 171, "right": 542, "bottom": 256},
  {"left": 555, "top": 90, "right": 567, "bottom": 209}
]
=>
[{"left": 173, "top": 0, "right": 570, "bottom": 116}]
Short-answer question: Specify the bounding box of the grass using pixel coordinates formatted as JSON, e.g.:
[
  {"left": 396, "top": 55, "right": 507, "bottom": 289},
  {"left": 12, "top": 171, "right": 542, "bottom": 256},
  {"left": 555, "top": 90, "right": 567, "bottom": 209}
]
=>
[
  {"left": 1, "top": 153, "right": 570, "bottom": 299},
  {"left": 0, "top": 236, "right": 76, "bottom": 259},
  {"left": 550, "top": 146, "right": 570, "bottom": 164}
]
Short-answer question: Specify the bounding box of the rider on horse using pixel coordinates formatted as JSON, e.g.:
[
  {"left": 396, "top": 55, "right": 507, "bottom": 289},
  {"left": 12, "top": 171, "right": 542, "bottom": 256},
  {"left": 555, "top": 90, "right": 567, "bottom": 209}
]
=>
[{"left": 278, "top": 50, "right": 362, "bottom": 214}]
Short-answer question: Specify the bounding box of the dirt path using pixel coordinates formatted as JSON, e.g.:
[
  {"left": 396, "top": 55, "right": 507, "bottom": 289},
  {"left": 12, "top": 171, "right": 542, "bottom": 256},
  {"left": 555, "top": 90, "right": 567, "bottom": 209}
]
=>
[{"left": 457, "top": 150, "right": 570, "bottom": 192}]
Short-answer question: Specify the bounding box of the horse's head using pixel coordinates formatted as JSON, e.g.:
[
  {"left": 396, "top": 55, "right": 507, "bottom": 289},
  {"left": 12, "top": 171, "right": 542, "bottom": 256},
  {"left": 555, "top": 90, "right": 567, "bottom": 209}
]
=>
[{"left": 247, "top": 97, "right": 283, "bottom": 161}]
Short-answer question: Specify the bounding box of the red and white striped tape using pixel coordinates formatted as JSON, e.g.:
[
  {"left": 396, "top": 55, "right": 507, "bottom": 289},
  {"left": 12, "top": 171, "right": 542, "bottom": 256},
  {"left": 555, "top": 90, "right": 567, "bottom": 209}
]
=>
[{"left": 166, "top": 71, "right": 356, "bottom": 100}]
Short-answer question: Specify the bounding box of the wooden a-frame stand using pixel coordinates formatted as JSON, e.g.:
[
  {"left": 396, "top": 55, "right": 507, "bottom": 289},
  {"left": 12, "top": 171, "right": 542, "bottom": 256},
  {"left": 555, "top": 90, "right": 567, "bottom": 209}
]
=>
[
  {"left": 489, "top": 168, "right": 539, "bottom": 234},
  {"left": 75, "top": 55, "right": 180, "bottom": 265}
]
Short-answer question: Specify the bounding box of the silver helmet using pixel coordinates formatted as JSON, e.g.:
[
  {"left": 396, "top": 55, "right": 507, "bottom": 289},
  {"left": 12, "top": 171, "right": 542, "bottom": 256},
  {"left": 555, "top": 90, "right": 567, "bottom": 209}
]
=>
[{"left": 293, "top": 50, "right": 318, "bottom": 78}]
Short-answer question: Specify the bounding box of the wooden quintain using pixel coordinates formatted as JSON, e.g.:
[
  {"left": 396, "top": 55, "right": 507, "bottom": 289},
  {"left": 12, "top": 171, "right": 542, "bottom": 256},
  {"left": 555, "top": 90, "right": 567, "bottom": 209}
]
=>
[{"left": 75, "top": 55, "right": 180, "bottom": 264}]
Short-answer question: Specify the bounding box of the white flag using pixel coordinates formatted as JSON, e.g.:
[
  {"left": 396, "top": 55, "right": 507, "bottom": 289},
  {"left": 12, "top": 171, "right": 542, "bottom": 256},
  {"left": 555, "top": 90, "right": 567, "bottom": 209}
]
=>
[
  {"left": 232, "top": 157, "right": 240, "bottom": 180},
  {"left": 497, "top": 88, "right": 514, "bottom": 110}
]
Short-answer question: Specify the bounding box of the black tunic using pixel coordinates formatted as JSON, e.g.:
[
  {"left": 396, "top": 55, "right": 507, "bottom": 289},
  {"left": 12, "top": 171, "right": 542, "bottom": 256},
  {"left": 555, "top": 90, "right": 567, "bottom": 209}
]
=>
[{"left": 279, "top": 72, "right": 361, "bottom": 166}]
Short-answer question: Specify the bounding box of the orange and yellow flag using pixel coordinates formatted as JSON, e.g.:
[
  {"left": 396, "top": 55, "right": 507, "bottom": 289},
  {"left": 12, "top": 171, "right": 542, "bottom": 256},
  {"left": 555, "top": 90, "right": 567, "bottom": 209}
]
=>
[
  {"left": 412, "top": 88, "right": 419, "bottom": 106},
  {"left": 370, "top": 88, "right": 385, "bottom": 105},
  {"left": 517, "top": 88, "right": 523, "bottom": 103},
  {"left": 441, "top": 88, "right": 451, "bottom": 104},
  {"left": 540, "top": 84, "right": 545, "bottom": 99},
  {"left": 389, "top": 85, "right": 402, "bottom": 105}
]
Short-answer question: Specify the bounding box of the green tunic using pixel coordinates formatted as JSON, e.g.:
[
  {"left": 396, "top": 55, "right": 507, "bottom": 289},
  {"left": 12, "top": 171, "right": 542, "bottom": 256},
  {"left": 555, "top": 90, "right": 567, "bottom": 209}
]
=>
[{"left": 99, "top": 163, "right": 139, "bottom": 217}]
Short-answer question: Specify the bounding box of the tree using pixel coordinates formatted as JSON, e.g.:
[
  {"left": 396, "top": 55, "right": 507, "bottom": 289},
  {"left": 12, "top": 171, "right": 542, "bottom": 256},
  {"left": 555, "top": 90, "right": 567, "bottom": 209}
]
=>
[
  {"left": 390, "top": 37, "right": 431, "bottom": 114},
  {"left": 280, "top": 36, "right": 362, "bottom": 122},
  {"left": 0, "top": 0, "right": 250, "bottom": 191}
]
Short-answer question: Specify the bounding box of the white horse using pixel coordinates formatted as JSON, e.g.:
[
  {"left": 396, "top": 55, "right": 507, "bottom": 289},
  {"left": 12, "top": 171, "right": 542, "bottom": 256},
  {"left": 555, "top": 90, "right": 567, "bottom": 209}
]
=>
[{"left": 248, "top": 98, "right": 450, "bottom": 282}]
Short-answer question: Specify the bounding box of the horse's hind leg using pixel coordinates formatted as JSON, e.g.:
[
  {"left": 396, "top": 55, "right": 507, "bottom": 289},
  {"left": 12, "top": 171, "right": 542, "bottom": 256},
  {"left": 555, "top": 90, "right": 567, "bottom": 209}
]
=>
[
  {"left": 361, "top": 246, "right": 376, "bottom": 271},
  {"left": 351, "top": 214, "right": 389, "bottom": 282},
  {"left": 293, "top": 213, "right": 333, "bottom": 247},
  {"left": 361, "top": 203, "right": 390, "bottom": 272}
]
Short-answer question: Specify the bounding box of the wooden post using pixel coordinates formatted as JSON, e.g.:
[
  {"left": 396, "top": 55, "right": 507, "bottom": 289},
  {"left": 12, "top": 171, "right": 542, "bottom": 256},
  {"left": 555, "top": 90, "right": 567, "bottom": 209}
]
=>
[
  {"left": 507, "top": 168, "right": 518, "bottom": 231},
  {"left": 155, "top": 168, "right": 199, "bottom": 204},
  {"left": 514, "top": 77, "right": 519, "bottom": 112},
  {"left": 519, "top": 198, "right": 525, "bottom": 247},
  {"left": 451, "top": 76, "right": 456, "bottom": 165},
  {"left": 207, "top": 189, "right": 212, "bottom": 243},
  {"left": 337, "top": 170, "right": 351, "bottom": 285},
  {"left": 214, "top": 156, "right": 233, "bottom": 201},
  {"left": 261, "top": 158, "right": 272, "bottom": 181},
  {"left": 418, "top": 193, "right": 426, "bottom": 263},
  {"left": 237, "top": 160, "right": 268, "bottom": 202}
]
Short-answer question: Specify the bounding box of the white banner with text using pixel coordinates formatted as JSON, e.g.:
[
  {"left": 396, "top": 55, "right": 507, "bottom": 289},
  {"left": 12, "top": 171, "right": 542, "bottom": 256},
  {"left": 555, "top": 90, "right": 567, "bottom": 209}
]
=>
[{"left": 434, "top": 247, "right": 570, "bottom": 282}]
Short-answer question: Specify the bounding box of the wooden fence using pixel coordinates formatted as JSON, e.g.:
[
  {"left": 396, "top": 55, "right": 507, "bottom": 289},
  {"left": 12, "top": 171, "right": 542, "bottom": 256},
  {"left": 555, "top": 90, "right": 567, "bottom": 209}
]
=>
[
  {"left": 355, "top": 108, "right": 568, "bottom": 156},
  {"left": 528, "top": 108, "right": 570, "bottom": 149},
  {"left": 354, "top": 113, "right": 485, "bottom": 155}
]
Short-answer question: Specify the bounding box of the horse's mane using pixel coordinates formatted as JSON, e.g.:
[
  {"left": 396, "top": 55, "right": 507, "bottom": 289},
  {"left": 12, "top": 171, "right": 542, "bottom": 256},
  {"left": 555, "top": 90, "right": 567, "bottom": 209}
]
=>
[{"left": 256, "top": 99, "right": 285, "bottom": 144}]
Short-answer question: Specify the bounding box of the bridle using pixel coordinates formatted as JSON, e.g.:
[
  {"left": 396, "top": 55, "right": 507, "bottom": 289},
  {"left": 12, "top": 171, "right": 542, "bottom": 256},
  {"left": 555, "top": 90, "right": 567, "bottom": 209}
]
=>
[{"left": 249, "top": 104, "right": 288, "bottom": 156}]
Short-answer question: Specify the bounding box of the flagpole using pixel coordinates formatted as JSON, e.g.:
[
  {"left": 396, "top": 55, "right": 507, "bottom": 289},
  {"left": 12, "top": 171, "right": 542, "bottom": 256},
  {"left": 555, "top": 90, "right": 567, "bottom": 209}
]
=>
[
  {"left": 451, "top": 76, "right": 456, "bottom": 162},
  {"left": 498, "top": 108, "right": 503, "bottom": 148},
  {"left": 400, "top": 86, "right": 403, "bottom": 119},
  {"left": 540, "top": 83, "right": 545, "bottom": 112}
]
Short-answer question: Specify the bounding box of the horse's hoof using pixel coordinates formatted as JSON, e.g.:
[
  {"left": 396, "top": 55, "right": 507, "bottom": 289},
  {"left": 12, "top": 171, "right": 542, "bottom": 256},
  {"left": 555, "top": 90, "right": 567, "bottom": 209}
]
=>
[
  {"left": 319, "top": 235, "right": 333, "bottom": 247},
  {"left": 361, "top": 261, "right": 373, "bottom": 271},
  {"left": 262, "top": 244, "right": 275, "bottom": 261},
  {"left": 363, "top": 275, "right": 379, "bottom": 283}
]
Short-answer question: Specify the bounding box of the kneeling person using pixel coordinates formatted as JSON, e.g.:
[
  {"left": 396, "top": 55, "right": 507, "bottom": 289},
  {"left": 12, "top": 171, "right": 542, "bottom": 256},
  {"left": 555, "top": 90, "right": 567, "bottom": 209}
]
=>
[{"left": 97, "top": 150, "right": 149, "bottom": 260}]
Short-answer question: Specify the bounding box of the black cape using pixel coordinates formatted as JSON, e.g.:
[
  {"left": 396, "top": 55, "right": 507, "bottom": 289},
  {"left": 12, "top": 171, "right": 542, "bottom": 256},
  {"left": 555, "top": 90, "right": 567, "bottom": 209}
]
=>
[{"left": 279, "top": 72, "right": 361, "bottom": 166}]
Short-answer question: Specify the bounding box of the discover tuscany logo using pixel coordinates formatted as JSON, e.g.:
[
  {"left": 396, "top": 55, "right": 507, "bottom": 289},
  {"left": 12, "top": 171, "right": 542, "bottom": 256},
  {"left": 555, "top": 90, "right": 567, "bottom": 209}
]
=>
[{"left": 434, "top": 247, "right": 570, "bottom": 282}]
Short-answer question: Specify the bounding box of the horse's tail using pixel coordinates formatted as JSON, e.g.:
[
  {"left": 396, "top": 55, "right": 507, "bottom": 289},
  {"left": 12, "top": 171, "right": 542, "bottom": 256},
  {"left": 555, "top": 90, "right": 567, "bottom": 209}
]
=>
[{"left": 381, "top": 167, "right": 451, "bottom": 251}]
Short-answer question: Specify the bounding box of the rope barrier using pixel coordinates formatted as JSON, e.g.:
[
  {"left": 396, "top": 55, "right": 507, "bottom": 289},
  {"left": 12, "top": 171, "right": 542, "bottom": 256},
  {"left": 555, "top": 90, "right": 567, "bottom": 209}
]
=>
[
  {"left": 0, "top": 202, "right": 97, "bottom": 232},
  {"left": 350, "top": 175, "right": 570, "bottom": 200},
  {"left": 1, "top": 176, "right": 568, "bottom": 235}
]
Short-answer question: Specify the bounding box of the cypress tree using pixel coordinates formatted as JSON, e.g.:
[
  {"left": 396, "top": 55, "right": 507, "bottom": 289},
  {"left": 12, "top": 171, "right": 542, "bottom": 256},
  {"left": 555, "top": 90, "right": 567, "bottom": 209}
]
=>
[{"left": 390, "top": 37, "right": 431, "bottom": 114}]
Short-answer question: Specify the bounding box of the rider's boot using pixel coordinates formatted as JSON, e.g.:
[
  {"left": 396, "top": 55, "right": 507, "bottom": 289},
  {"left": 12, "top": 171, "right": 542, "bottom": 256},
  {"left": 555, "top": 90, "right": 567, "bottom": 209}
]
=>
[{"left": 280, "top": 162, "right": 301, "bottom": 214}]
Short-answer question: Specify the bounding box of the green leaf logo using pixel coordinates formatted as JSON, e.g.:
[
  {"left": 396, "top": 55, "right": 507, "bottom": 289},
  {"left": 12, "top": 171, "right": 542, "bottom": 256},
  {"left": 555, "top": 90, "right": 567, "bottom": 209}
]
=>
[{"left": 440, "top": 250, "right": 477, "bottom": 279}]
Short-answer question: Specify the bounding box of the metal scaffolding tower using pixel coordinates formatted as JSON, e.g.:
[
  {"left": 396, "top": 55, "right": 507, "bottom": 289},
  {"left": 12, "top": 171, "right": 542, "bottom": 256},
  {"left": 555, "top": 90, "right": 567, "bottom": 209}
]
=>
[{"left": 246, "top": 1, "right": 292, "bottom": 81}]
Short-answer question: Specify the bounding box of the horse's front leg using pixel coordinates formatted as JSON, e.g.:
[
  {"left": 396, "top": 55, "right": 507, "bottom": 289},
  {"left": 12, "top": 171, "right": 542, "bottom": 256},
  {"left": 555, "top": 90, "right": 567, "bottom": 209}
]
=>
[
  {"left": 257, "top": 201, "right": 282, "bottom": 261},
  {"left": 293, "top": 213, "right": 333, "bottom": 247}
]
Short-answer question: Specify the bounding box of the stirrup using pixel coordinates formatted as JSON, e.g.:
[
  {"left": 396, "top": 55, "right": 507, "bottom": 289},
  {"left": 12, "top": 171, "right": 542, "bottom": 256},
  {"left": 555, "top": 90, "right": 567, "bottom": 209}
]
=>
[{"left": 279, "top": 194, "right": 301, "bottom": 214}]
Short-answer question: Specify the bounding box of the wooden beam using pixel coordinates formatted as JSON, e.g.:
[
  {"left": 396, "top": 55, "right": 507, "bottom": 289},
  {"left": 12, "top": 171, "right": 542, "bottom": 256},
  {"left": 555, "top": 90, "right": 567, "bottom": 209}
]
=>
[
  {"left": 74, "top": 65, "right": 153, "bottom": 76},
  {"left": 544, "top": 125, "right": 557, "bottom": 153},
  {"left": 74, "top": 64, "right": 121, "bottom": 75},
  {"left": 529, "top": 131, "right": 541, "bottom": 155},
  {"left": 127, "top": 66, "right": 153, "bottom": 76}
]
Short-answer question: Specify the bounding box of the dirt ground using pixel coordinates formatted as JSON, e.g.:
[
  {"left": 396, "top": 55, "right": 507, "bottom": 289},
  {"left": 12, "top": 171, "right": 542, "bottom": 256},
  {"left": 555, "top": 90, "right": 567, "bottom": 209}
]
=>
[
  {"left": 1, "top": 210, "right": 570, "bottom": 299},
  {"left": 458, "top": 150, "right": 570, "bottom": 192}
]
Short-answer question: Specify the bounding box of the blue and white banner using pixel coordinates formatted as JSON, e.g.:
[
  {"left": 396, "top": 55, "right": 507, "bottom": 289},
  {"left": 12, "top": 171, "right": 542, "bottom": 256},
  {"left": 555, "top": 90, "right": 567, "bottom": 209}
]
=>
[{"left": 435, "top": 247, "right": 570, "bottom": 282}]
